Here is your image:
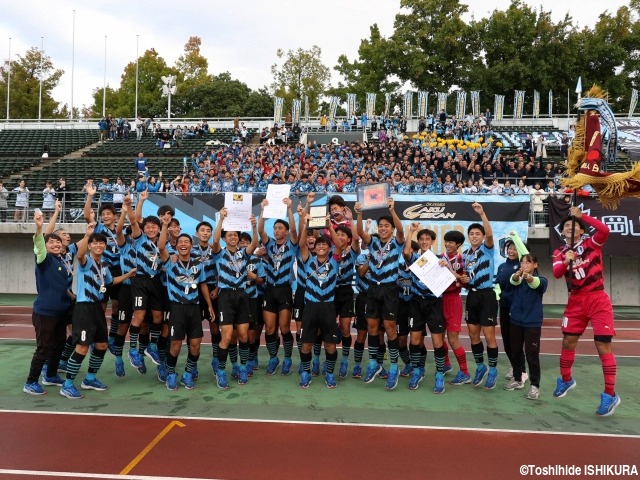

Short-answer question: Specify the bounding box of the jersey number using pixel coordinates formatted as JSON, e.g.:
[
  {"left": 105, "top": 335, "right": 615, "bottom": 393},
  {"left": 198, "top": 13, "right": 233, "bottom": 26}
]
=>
[
  {"left": 134, "top": 296, "right": 143, "bottom": 307},
  {"left": 573, "top": 267, "right": 586, "bottom": 280}
]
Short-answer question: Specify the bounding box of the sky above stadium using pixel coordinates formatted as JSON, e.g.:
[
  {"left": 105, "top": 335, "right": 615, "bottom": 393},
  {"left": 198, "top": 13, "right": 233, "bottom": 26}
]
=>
[{"left": 0, "top": 0, "right": 631, "bottom": 115}]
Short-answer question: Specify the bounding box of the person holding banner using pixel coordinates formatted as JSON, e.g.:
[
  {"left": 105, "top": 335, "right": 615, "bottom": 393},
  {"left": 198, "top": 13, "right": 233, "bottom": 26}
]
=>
[
  {"left": 462, "top": 202, "right": 500, "bottom": 390},
  {"left": 552, "top": 207, "right": 620, "bottom": 417},
  {"left": 258, "top": 197, "right": 299, "bottom": 376},
  {"left": 355, "top": 197, "right": 405, "bottom": 390}
]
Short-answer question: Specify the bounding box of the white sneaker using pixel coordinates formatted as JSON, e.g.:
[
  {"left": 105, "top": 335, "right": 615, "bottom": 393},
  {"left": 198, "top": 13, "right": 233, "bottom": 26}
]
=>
[
  {"left": 527, "top": 385, "right": 539, "bottom": 400},
  {"left": 505, "top": 367, "right": 513, "bottom": 380},
  {"left": 504, "top": 379, "right": 525, "bottom": 390},
  {"left": 521, "top": 372, "right": 529, "bottom": 384}
]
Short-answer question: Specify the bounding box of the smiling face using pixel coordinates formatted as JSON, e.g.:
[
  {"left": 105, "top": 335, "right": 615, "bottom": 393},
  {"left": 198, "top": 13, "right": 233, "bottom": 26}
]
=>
[
  {"left": 196, "top": 225, "right": 212, "bottom": 244},
  {"left": 273, "top": 223, "right": 288, "bottom": 242},
  {"left": 45, "top": 237, "right": 63, "bottom": 256},
  {"left": 506, "top": 243, "right": 518, "bottom": 260},
  {"left": 176, "top": 236, "right": 192, "bottom": 258},
  {"left": 144, "top": 222, "right": 160, "bottom": 240},
  {"left": 468, "top": 228, "right": 484, "bottom": 248},
  {"left": 377, "top": 219, "right": 394, "bottom": 241},
  {"left": 417, "top": 233, "right": 434, "bottom": 252},
  {"left": 224, "top": 231, "right": 239, "bottom": 248},
  {"left": 89, "top": 239, "right": 106, "bottom": 257}
]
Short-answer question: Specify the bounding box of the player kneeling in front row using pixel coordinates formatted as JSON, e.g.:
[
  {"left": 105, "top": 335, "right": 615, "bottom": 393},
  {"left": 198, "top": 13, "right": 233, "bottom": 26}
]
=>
[
  {"left": 298, "top": 219, "right": 344, "bottom": 389},
  {"left": 158, "top": 213, "right": 214, "bottom": 391},
  {"left": 61, "top": 223, "right": 136, "bottom": 399}
]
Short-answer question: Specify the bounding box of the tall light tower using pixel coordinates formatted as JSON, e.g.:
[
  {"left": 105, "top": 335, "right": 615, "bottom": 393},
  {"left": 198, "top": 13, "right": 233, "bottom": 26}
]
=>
[{"left": 161, "top": 75, "right": 176, "bottom": 121}]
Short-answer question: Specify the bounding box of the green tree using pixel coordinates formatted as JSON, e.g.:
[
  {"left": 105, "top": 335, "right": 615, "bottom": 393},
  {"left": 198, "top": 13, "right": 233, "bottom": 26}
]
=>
[
  {"left": 175, "top": 36, "right": 209, "bottom": 83},
  {"left": 0, "top": 46, "right": 64, "bottom": 119},
  {"left": 270, "top": 46, "right": 330, "bottom": 117},
  {"left": 386, "top": 0, "right": 478, "bottom": 92},
  {"left": 91, "top": 48, "right": 177, "bottom": 119},
  {"left": 331, "top": 24, "right": 399, "bottom": 114}
]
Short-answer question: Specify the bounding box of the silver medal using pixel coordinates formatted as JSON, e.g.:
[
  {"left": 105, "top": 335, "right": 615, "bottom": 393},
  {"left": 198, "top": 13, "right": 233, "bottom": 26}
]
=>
[
  {"left": 236, "top": 272, "right": 240, "bottom": 278},
  {"left": 191, "top": 283, "right": 197, "bottom": 289},
  {"left": 112, "top": 246, "right": 116, "bottom": 253},
  {"left": 99, "top": 285, "right": 107, "bottom": 293}
]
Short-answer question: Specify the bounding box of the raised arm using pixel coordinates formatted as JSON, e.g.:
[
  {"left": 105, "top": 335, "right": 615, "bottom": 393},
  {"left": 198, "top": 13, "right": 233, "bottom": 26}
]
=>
[
  {"left": 115, "top": 200, "right": 129, "bottom": 247},
  {"left": 246, "top": 215, "right": 259, "bottom": 256},
  {"left": 355, "top": 202, "right": 371, "bottom": 246},
  {"left": 389, "top": 197, "right": 405, "bottom": 245},
  {"left": 285, "top": 197, "right": 298, "bottom": 245},
  {"left": 83, "top": 183, "right": 97, "bottom": 223},
  {"left": 33, "top": 211, "right": 47, "bottom": 264},
  {"left": 258, "top": 198, "right": 269, "bottom": 245},
  {"left": 76, "top": 222, "right": 96, "bottom": 266},
  {"left": 471, "top": 202, "right": 493, "bottom": 248},
  {"left": 45, "top": 200, "right": 62, "bottom": 235},
  {"left": 212, "top": 208, "right": 226, "bottom": 254},
  {"left": 157, "top": 213, "right": 172, "bottom": 263},
  {"left": 135, "top": 189, "right": 148, "bottom": 224},
  {"left": 403, "top": 222, "right": 420, "bottom": 262}
]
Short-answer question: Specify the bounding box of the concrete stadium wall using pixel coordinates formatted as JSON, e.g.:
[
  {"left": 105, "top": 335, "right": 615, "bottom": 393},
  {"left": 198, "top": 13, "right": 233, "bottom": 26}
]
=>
[{"left": 1, "top": 233, "right": 638, "bottom": 306}]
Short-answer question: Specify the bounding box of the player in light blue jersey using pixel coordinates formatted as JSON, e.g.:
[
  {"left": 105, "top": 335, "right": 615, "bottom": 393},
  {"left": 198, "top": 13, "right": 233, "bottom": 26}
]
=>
[
  {"left": 462, "top": 202, "right": 499, "bottom": 390},
  {"left": 258, "top": 196, "right": 299, "bottom": 376},
  {"left": 158, "top": 213, "right": 214, "bottom": 391},
  {"left": 60, "top": 223, "right": 135, "bottom": 399},
  {"left": 355, "top": 197, "right": 405, "bottom": 391},
  {"left": 211, "top": 207, "right": 259, "bottom": 388},
  {"left": 297, "top": 218, "right": 343, "bottom": 389}
]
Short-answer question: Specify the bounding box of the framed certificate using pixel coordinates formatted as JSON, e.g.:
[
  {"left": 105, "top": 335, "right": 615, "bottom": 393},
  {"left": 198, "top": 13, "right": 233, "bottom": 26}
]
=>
[
  {"left": 308, "top": 205, "right": 328, "bottom": 229},
  {"left": 357, "top": 183, "right": 390, "bottom": 211}
]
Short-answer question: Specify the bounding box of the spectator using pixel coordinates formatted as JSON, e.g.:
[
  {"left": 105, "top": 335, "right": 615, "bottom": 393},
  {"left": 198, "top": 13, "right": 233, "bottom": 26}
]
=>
[
  {"left": 134, "top": 152, "right": 148, "bottom": 177},
  {"left": 97, "top": 176, "right": 113, "bottom": 204},
  {"left": 42, "top": 181, "right": 56, "bottom": 220},
  {"left": 0, "top": 181, "right": 8, "bottom": 222},
  {"left": 136, "top": 116, "right": 144, "bottom": 141},
  {"left": 112, "top": 177, "right": 127, "bottom": 210},
  {"left": 13, "top": 179, "right": 29, "bottom": 222}
]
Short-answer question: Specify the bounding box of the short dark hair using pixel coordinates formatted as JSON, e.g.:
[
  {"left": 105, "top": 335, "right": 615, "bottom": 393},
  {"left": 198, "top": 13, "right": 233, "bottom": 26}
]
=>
[
  {"left": 88, "top": 233, "right": 108, "bottom": 244},
  {"left": 335, "top": 225, "right": 352, "bottom": 239},
  {"left": 274, "top": 219, "right": 290, "bottom": 230},
  {"left": 467, "top": 222, "right": 485, "bottom": 235},
  {"left": 143, "top": 216, "right": 161, "bottom": 228},
  {"left": 315, "top": 235, "right": 332, "bottom": 247},
  {"left": 196, "top": 221, "right": 213, "bottom": 232},
  {"left": 377, "top": 215, "right": 393, "bottom": 226},
  {"left": 328, "top": 195, "right": 346, "bottom": 208},
  {"left": 177, "top": 233, "right": 193, "bottom": 243},
  {"left": 44, "top": 233, "right": 62, "bottom": 243},
  {"left": 157, "top": 205, "right": 175, "bottom": 217},
  {"left": 239, "top": 232, "right": 252, "bottom": 243},
  {"left": 417, "top": 228, "right": 436, "bottom": 241},
  {"left": 99, "top": 204, "right": 117, "bottom": 215}
]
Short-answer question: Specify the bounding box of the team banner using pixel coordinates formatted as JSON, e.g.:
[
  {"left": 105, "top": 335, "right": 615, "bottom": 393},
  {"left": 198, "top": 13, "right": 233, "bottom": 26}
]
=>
[
  {"left": 366, "top": 92, "right": 377, "bottom": 117},
  {"left": 548, "top": 90, "right": 553, "bottom": 118},
  {"left": 328, "top": 96, "right": 339, "bottom": 122},
  {"left": 417, "top": 91, "right": 428, "bottom": 119},
  {"left": 547, "top": 196, "right": 640, "bottom": 256},
  {"left": 533, "top": 90, "right": 540, "bottom": 118},
  {"left": 629, "top": 89, "right": 638, "bottom": 118},
  {"left": 292, "top": 99, "right": 301, "bottom": 125},
  {"left": 494, "top": 95, "right": 505, "bottom": 121},
  {"left": 304, "top": 95, "right": 309, "bottom": 122},
  {"left": 456, "top": 91, "right": 467, "bottom": 119},
  {"left": 437, "top": 92, "right": 448, "bottom": 113},
  {"left": 273, "top": 97, "right": 284, "bottom": 124},
  {"left": 141, "top": 193, "right": 530, "bottom": 266},
  {"left": 384, "top": 93, "right": 391, "bottom": 116},
  {"left": 347, "top": 93, "right": 357, "bottom": 117},
  {"left": 403, "top": 91, "right": 413, "bottom": 119},
  {"left": 514, "top": 90, "right": 526, "bottom": 119},
  {"left": 471, "top": 91, "right": 480, "bottom": 117}
]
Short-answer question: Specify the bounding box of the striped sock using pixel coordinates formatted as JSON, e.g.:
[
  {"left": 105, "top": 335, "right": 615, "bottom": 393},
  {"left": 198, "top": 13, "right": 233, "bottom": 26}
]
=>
[
  {"left": 353, "top": 341, "right": 365, "bottom": 364},
  {"left": 61, "top": 336, "right": 74, "bottom": 362},
  {"left": 434, "top": 346, "right": 445, "bottom": 373},
  {"left": 454, "top": 346, "right": 469, "bottom": 374},
  {"left": 114, "top": 333, "right": 125, "bottom": 358},
  {"left": 600, "top": 352, "right": 617, "bottom": 396},
  {"left": 487, "top": 346, "right": 499, "bottom": 369},
  {"left": 217, "top": 347, "right": 229, "bottom": 372},
  {"left": 109, "top": 313, "right": 120, "bottom": 339},
  {"left": 282, "top": 331, "right": 294, "bottom": 359},
  {"left": 419, "top": 343, "right": 427, "bottom": 369},
  {"left": 388, "top": 338, "right": 399, "bottom": 366},
  {"left": 128, "top": 325, "right": 140, "bottom": 351},
  {"left": 239, "top": 342, "right": 250, "bottom": 366},
  {"left": 560, "top": 348, "right": 575, "bottom": 382},
  {"left": 399, "top": 345, "right": 410, "bottom": 366},
  {"left": 377, "top": 343, "right": 386, "bottom": 365},
  {"left": 138, "top": 332, "right": 149, "bottom": 355},
  {"left": 325, "top": 350, "right": 337, "bottom": 374},
  {"left": 65, "top": 351, "right": 86, "bottom": 381},
  {"left": 166, "top": 352, "right": 177, "bottom": 375},
  {"left": 149, "top": 323, "right": 161, "bottom": 345},
  {"left": 211, "top": 332, "right": 221, "bottom": 359},
  {"left": 471, "top": 342, "right": 485, "bottom": 365},
  {"left": 87, "top": 348, "right": 106, "bottom": 376},
  {"left": 265, "top": 333, "right": 278, "bottom": 358},
  {"left": 341, "top": 335, "right": 352, "bottom": 358},
  {"left": 158, "top": 335, "right": 168, "bottom": 364},
  {"left": 229, "top": 343, "right": 238, "bottom": 364},
  {"left": 410, "top": 343, "right": 421, "bottom": 369},
  {"left": 300, "top": 351, "right": 312, "bottom": 374},
  {"left": 185, "top": 352, "right": 199, "bottom": 373},
  {"left": 367, "top": 334, "right": 379, "bottom": 362}
]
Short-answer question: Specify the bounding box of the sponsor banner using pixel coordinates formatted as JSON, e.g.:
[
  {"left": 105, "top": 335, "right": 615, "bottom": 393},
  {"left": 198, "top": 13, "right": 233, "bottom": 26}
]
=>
[
  {"left": 142, "top": 193, "right": 530, "bottom": 266},
  {"left": 548, "top": 196, "right": 640, "bottom": 256}
]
